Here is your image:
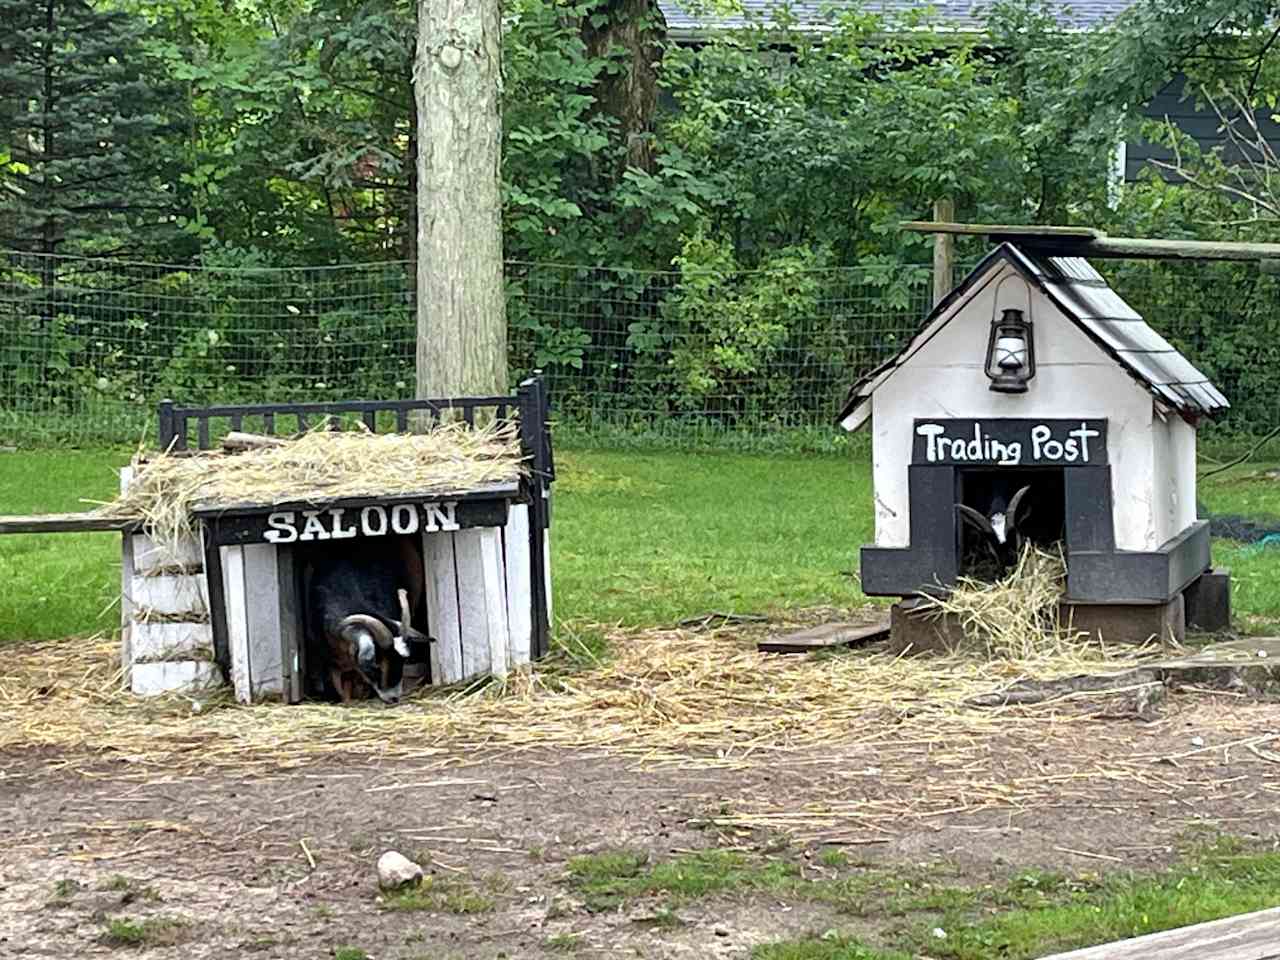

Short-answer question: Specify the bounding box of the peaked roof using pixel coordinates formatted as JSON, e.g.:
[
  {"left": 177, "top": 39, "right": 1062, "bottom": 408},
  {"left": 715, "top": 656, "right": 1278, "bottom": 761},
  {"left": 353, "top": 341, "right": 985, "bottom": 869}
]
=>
[
  {"left": 836, "top": 242, "right": 1229, "bottom": 427},
  {"left": 661, "top": 0, "right": 1136, "bottom": 37}
]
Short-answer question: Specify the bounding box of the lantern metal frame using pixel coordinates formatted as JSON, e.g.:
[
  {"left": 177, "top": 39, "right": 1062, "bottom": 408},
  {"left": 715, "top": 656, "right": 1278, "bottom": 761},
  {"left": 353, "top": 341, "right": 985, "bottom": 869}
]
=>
[{"left": 985, "top": 307, "right": 1036, "bottom": 393}]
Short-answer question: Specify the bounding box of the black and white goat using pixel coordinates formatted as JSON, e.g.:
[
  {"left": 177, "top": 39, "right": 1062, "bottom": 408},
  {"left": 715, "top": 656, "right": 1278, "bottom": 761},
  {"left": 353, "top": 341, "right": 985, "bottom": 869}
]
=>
[
  {"left": 955, "top": 483, "right": 1033, "bottom": 578},
  {"left": 305, "top": 540, "right": 433, "bottom": 703}
]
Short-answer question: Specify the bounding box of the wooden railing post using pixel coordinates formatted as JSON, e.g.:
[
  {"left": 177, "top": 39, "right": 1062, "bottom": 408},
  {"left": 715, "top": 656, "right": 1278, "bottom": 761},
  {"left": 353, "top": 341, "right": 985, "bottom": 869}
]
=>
[{"left": 932, "top": 198, "right": 955, "bottom": 308}]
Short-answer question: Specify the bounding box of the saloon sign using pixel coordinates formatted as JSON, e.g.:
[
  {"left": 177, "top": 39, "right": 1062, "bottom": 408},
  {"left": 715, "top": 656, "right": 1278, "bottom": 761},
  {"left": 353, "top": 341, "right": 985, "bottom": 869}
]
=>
[
  {"left": 197, "top": 495, "right": 511, "bottom": 547},
  {"left": 912, "top": 418, "right": 1108, "bottom": 467},
  {"left": 263, "top": 501, "right": 460, "bottom": 543}
]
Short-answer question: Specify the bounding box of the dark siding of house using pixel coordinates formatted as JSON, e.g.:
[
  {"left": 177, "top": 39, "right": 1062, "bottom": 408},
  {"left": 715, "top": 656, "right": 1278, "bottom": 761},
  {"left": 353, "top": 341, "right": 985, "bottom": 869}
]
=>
[{"left": 1127, "top": 73, "right": 1280, "bottom": 181}]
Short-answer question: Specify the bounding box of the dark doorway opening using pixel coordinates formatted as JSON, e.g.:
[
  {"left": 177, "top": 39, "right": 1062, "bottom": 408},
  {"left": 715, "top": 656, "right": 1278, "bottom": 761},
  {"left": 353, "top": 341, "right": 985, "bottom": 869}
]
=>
[
  {"left": 956, "top": 467, "right": 1066, "bottom": 580},
  {"left": 290, "top": 535, "right": 431, "bottom": 701}
]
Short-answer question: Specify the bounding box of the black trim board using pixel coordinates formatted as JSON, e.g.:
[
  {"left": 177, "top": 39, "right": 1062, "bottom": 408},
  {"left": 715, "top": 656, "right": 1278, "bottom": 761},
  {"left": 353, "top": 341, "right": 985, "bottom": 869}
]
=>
[{"left": 1067, "top": 520, "right": 1210, "bottom": 604}]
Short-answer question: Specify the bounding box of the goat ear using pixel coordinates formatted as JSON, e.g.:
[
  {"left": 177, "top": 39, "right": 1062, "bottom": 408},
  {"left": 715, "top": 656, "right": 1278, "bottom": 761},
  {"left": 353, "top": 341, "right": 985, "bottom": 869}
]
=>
[
  {"left": 955, "top": 503, "right": 996, "bottom": 537},
  {"left": 393, "top": 636, "right": 411, "bottom": 658}
]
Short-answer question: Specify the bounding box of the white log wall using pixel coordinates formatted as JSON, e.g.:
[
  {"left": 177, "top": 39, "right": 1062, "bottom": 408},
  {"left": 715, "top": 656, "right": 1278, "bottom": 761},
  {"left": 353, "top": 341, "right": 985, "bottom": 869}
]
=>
[{"left": 120, "top": 465, "right": 222, "bottom": 698}]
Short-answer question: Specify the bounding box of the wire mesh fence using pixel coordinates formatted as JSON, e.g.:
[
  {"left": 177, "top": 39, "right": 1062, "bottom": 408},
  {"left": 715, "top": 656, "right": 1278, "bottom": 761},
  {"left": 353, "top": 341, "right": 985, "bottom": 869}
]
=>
[{"left": 0, "top": 249, "right": 1274, "bottom": 449}]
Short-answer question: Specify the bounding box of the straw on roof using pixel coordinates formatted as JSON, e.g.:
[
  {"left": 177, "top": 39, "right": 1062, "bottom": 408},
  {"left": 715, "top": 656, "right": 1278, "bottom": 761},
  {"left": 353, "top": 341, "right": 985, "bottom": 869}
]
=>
[{"left": 96, "top": 422, "right": 525, "bottom": 551}]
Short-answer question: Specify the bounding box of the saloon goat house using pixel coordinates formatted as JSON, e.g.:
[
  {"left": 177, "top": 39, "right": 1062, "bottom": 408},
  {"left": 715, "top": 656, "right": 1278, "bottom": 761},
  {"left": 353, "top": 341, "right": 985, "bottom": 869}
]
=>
[{"left": 839, "top": 242, "right": 1230, "bottom": 641}]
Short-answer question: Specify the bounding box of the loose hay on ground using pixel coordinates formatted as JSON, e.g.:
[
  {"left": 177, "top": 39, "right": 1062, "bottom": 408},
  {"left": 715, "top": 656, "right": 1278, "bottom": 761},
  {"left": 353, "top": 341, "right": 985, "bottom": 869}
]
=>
[
  {"left": 925, "top": 543, "right": 1086, "bottom": 660},
  {"left": 94, "top": 422, "right": 525, "bottom": 551},
  {"left": 0, "top": 617, "right": 1165, "bottom": 781}
]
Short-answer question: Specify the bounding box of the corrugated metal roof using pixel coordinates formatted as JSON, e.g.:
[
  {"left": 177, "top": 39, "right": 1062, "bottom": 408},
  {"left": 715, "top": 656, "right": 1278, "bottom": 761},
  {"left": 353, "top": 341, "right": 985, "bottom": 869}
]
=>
[
  {"left": 661, "top": 0, "right": 1136, "bottom": 34},
  {"left": 836, "top": 242, "right": 1230, "bottom": 426}
]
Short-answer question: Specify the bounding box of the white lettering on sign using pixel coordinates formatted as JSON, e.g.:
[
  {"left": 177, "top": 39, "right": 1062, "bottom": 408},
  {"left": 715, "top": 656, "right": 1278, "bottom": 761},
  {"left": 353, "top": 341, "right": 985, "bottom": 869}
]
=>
[
  {"left": 915, "top": 421, "right": 1101, "bottom": 466},
  {"left": 262, "top": 501, "right": 462, "bottom": 543}
]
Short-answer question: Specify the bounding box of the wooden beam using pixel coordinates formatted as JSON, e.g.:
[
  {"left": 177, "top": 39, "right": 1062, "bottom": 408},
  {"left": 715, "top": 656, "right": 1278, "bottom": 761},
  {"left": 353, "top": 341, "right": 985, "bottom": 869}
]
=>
[
  {"left": 903, "top": 221, "right": 1104, "bottom": 238},
  {"left": 902, "top": 221, "right": 1280, "bottom": 261},
  {"left": 1022, "top": 235, "right": 1280, "bottom": 262},
  {"left": 0, "top": 512, "right": 139, "bottom": 535},
  {"left": 1037, "top": 905, "right": 1280, "bottom": 959}
]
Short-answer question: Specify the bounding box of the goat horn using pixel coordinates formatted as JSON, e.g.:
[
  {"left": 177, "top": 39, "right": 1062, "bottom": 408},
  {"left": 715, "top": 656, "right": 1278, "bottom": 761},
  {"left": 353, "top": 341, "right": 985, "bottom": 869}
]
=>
[
  {"left": 955, "top": 503, "right": 996, "bottom": 537},
  {"left": 1007, "top": 485, "right": 1032, "bottom": 526},
  {"left": 338, "top": 614, "right": 394, "bottom": 650},
  {"left": 397, "top": 588, "right": 413, "bottom": 631}
]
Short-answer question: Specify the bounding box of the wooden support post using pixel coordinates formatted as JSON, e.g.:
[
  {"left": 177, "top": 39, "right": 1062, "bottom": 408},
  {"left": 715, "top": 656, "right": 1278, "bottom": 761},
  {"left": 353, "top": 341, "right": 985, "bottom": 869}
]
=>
[{"left": 932, "top": 199, "right": 955, "bottom": 307}]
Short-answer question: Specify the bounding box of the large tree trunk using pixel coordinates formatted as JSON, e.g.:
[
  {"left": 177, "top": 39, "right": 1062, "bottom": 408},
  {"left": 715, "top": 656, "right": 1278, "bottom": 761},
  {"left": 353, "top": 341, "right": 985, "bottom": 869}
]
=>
[
  {"left": 414, "top": 0, "right": 506, "bottom": 400},
  {"left": 581, "top": 0, "right": 665, "bottom": 175}
]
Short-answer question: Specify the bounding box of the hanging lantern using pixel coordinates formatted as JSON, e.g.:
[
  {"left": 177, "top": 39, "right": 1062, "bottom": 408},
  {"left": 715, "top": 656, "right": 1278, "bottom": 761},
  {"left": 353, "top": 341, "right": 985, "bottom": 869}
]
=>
[{"left": 985, "top": 308, "right": 1035, "bottom": 393}]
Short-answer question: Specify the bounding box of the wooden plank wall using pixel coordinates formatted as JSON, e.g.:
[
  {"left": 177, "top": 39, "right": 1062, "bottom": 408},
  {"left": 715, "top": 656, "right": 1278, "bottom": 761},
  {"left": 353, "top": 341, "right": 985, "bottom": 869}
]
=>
[
  {"left": 220, "top": 544, "right": 288, "bottom": 703},
  {"left": 421, "top": 509, "right": 539, "bottom": 686}
]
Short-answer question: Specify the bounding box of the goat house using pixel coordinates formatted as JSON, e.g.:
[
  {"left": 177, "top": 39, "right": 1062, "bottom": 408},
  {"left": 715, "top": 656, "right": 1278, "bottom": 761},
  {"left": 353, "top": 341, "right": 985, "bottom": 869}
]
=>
[
  {"left": 838, "top": 242, "right": 1230, "bottom": 642},
  {"left": 120, "top": 379, "right": 554, "bottom": 702}
]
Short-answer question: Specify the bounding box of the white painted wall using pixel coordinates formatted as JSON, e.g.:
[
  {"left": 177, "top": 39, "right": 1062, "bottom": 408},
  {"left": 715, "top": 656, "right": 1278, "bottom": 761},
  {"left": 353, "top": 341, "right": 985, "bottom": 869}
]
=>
[
  {"left": 870, "top": 262, "right": 1163, "bottom": 551},
  {"left": 1151, "top": 411, "right": 1198, "bottom": 545}
]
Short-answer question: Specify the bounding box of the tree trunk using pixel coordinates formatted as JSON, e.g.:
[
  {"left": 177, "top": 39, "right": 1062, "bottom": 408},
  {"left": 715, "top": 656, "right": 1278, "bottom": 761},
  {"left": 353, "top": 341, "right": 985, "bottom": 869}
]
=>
[
  {"left": 581, "top": 0, "right": 665, "bottom": 175},
  {"left": 414, "top": 0, "right": 506, "bottom": 401}
]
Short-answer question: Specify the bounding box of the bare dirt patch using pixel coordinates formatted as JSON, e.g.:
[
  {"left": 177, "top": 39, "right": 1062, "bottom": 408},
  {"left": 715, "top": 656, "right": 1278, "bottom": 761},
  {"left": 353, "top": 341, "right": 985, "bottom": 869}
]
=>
[{"left": 3, "top": 614, "right": 1280, "bottom": 958}]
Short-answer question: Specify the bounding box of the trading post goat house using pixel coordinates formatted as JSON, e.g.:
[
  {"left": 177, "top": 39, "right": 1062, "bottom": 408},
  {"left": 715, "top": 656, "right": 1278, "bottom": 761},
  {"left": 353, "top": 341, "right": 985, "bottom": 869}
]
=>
[
  {"left": 118, "top": 378, "right": 554, "bottom": 701},
  {"left": 838, "top": 242, "right": 1231, "bottom": 645}
]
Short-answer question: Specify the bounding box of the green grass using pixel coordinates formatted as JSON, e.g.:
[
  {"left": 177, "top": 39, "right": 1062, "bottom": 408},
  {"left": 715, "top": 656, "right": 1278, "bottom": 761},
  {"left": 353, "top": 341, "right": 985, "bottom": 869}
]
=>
[
  {"left": 544, "top": 932, "right": 584, "bottom": 952},
  {"left": 0, "top": 449, "right": 125, "bottom": 641},
  {"left": 553, "top": 449, "right": 870, "bottom": 627},
  {"left": 1199, "top": 463, "right": 1280, "bottom": 625},
  {"left": 381, "top": 876, "right": 496, "bottom": 914},
  {"left": 749, "top": 837, "right": 1280, "bottom": 960},
  {"left": 333, "top": 948, "right": 369, "bottom": 960},
  {"left": 6, "top": 446, "right": 1280, "bottom": 643},
  {"left": 100, "top": 916, "right": 189, "bottom": 947},
  {"left": 566, "top": 849, "right": 802, "bottom": 913}
]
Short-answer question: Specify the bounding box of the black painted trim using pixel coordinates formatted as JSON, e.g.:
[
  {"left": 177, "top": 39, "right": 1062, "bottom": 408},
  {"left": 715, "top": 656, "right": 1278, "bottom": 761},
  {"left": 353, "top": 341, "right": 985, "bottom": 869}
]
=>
[{"left": 1066, "top": 520, "right": 1210, "bottom": 603}]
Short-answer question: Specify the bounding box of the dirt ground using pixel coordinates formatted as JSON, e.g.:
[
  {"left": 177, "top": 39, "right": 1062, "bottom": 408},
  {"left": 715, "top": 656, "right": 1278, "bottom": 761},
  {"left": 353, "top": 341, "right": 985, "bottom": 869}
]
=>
[{"left": 3, "top": 691, "right": 1280, "bottom": 960}]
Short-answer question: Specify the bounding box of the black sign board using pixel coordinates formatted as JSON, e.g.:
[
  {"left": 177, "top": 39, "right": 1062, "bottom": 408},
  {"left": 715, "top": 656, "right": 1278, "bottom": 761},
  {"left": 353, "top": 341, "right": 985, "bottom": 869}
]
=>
[
  {"left": 912, "top": 418, "right": 1107, "bottom": 467},
  {"left": 200, "top": 494, "right": 510, "bottom": 547}
]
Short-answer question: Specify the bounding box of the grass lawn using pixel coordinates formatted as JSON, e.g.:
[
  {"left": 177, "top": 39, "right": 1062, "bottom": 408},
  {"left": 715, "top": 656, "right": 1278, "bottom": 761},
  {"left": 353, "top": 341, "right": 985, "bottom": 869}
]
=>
[{"left": 2, "top": 448, "right": 1279, "bottom": 642}]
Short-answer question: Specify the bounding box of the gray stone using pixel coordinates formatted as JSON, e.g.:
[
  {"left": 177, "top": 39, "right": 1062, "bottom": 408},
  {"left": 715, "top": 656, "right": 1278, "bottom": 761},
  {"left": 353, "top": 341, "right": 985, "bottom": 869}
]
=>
[
  {"left": 1184, "top": 568, "right": 1232, "bottom": 632},
  {"left": 1061, "top": 594, "right": 1185, "bottom": 646},
  {"left": 377, "top": 850, "right": 424, "bottom": 890}
]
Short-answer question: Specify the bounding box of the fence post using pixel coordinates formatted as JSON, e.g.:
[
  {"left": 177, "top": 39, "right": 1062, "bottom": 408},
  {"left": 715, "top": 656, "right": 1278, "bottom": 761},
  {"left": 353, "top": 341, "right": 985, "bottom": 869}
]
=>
[
  {"left": 932, "top": 198, "right": 955, "bottom": 308},
  {"left": 157, "top": 399, "right": 175, "bottom": 451}
]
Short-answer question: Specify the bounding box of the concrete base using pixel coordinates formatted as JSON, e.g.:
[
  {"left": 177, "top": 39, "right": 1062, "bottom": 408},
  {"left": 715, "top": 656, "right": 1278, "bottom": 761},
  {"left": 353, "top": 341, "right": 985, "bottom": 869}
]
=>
[
  {"left": 888, "top": 598, "right": 968, "bottom": 656},
  {"left": 1061, "top": 593, "right": 1185, "bottom": 646},
  {"left": 1184, "top": 567, "right": 1232, "bottom": 632}
]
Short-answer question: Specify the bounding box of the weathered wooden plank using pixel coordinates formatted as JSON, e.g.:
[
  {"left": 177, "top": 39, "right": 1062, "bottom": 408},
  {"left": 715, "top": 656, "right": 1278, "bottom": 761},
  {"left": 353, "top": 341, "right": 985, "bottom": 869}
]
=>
[
  {"left": 422, "top": 530, "right": 463, "bottom": 684},
  {"left": 543, "top": 530, "right": 553, "bottom": 630},
  {"left": 1037, "top": 906, "right": 1280, "bottom": 959},
  {"left": 932, "top": 199, "right": 955, "bottom": 308},
  {"left": 220, "top": 545, "right": 253, "bottom": 704},
  {"left": 758, "top": 618, "right": 892, "bottom": 654},
  {"left": 132, "top": 533, "right": 203, "bottom": 575},
  {"left": 502, "top": 503, "right": 533, "bottom": 668},
  {"left": 131, "top": 660, "right": 222, "bottom": 698},
  {"left": 0, "top": 511, "right": 139, "bottom": 534},
  {"left": 479, "top": 527, "right": 510, "bottom": 678},
  {"left": 902, "top": 220, "right": 1103, "bottom": 238},
  {"left": 130, "top": 574, "right": 207, "bottom": 618},
  {"left": 242, "top": 543, "right": 283, "bottom": 700},
  {"left": 453, "top": 529, "right": 492, "bottom": 679},
  {"left": 130, "top": 622, "right": 215, "bottom": 662}
]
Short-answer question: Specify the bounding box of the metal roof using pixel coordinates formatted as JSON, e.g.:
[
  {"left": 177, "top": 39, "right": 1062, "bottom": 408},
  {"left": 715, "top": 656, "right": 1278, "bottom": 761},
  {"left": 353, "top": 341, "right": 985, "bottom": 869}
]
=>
[
  {"left": 661, "top": 0, "right": 1136, "bottom": 35},
  {"left": 835, "top": 242, "right": 1230, "bottom": 426}
]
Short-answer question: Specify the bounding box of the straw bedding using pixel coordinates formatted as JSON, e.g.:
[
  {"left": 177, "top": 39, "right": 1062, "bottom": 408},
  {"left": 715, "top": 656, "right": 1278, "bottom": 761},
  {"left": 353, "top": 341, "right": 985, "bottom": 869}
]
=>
[
  {"left": 926, "top": 543, "right": 1084, "bottom": 659},
  {"left": 95, "top": 422, "right": 525, "bottom": 550},
  {"left": 0, "top": 616, "right": 1161, "bottom": 783}
]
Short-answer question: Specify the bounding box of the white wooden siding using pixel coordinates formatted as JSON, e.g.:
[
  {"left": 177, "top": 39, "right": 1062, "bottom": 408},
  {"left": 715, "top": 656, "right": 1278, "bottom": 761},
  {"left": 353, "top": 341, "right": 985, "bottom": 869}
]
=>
[
  {"left": 502, "top": 504, "right": 533, "bottom": 667},
  {"left": 422, "top": 530, "right": 464, "bottom": 684}
]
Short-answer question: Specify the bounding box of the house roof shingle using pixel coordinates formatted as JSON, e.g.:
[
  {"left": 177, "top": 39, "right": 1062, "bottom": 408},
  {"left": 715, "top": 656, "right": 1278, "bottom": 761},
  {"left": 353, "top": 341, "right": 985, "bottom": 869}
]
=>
[
  {"left": 661, "top": 0, "right": 1136, "bottom": 36},
  {"left": 835, "top": 242, "right": 1229, "bottom": 427}
]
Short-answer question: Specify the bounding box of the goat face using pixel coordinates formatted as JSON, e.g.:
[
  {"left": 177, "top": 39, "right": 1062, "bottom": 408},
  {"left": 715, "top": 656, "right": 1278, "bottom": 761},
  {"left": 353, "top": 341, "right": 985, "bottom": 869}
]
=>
[{"left": 336, "top": 614, "right": 405, "bottom": 703}]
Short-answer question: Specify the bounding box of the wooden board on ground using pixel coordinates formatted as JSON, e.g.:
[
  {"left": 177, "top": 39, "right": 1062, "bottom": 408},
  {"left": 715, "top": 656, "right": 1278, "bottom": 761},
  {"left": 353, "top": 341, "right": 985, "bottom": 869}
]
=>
[
  {"left": 758, "top": 617, "right": 890, "bottom": 654},
  {"left": 1037, "top": 905, "right": 1280, "bottom": 959}
]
